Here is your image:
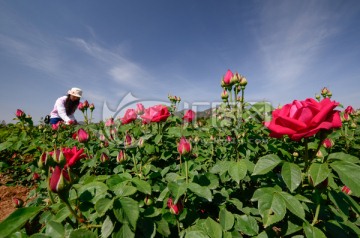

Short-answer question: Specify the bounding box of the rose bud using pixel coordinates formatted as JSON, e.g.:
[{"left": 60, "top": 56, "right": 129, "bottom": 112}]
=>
[
  {"left": 136, "top": 103, "right": 145, "bottom": 115},
  {"left": 38, "top": 152, "right": 50, "bottom": 169},
  {"left": 49, "top": 166, "right": 71, "bottom": 193},
  {"left": 83, "top": 100, "right": 89, "bottom": 109},
  {"left": 323, "top": 138, "right": 334, "bottom": 149},
  {"left": 183, "top": 110, "right": 195, "bottom": 123},
  {"left": 100, "top": 153, "right": 109, "bottom": 163},
  {"left": 124, "top": 134, "right": 133, "bottom": 147},
  {"left": 144, "top": 195, "right": 153, "bottom": 206},
  {"left": 321, "top": 87, "right": 329, "bottom": 97},
  {"left": 116, "top": 150, "right": 127, "bottom": 163},
  {"left": 77, "top": 128, "right": 89, "bottom": 143},
  {"left": 16, "top": 109, "right": 25, "bottom": 118},
  {"left": 52, "top": 148, "right": 66, "bottom": 165},
  {"left": 167, "top": 197, "right": 184, "bottom": 215},
  {"left": 178, "top": 137, "right": 192, "bottom": 156},
  {"left": 221, "top": 90, "right": 229, "bottom": 100},
  {"left": 13, "top": 198, "right": 24, "bottom": 208},
  {"left": 345, "top": 106, "right": 355, "bottom": 115},
  {"left": 223, "top": 69, "right": 233, "bottom": 86},
  {"left": 315, "top": 94, "right": 321, "bottom": 101},
  {"left": 89, "top": 103, "right": 95, "bottom": 111},
  {"left": 105, "top": 118, "right": 115, "bottom": 127},
  {"left": 33, "top": 172, "right": 40, "bottom": 180},
  {"left": 341, "top": 185, "right": 352, "bottom": 195},
  {"left": 78, "top": 102, "right": 84, "bottom": 111},
  {"left": 350, "top": 122, "right": 357, "bottom": 130},
  {"left": 239, "top": 76, "right": 247, "bottom": 87}
]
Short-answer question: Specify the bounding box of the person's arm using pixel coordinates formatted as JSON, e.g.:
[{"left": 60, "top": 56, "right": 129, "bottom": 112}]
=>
[{"left": 56, "top": 97, "right": 74, "bottom": 124}]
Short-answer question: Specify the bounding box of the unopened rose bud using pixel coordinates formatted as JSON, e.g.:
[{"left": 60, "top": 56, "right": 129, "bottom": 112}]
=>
[
  {"left": 315, "top": 94, "right": 321, "bottom": 101},
  {"left": 89, "top": 103, "right": 95, "bottom": 111},
  {"left": 13, "top": 198, "right": 24, "bottom": 208},
  {"left": 239, "top": 76, "right": 247, "bottom": 87},
  {"left": 100, "top": 153, "right": 109, "bottom": 163},
  {"left": 316, "top": 150, "right": 323, "bottom": 158},
  {"left": 322, "top": 138, "right": 334, "bottom": 149},
  {"left": 221, "top": 90, "right": 229, "bottom": 100},
  {"left": 177, "top": 137, "right": 192, "bottom": 156},
  {"left": 116, "top": 150, "right": 126, "bottom": 163},
  {"left": 350, "top": 122, "right": 357, "bottom": 130},
  {"left": 144, "top": 195, "right": 153, "bottom": 206},
  {"left": 292, "top": 152, "right": 299, "bottom": 157},
  {"left": 321, "top": 87, "right": 329, "bottom": 97},
  {"left": 33, "top": 172, "right": 40, "bottom": 180},
  {"left": 341, "top": 185, "right": 352, "bottom": 195}
]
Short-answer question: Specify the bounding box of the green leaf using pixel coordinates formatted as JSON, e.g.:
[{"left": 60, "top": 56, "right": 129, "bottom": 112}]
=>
[
  {"left": 132, "top": 177, "right": 152, "bottom": 195},
  {"left": 303, "top": 222, "right": 326, "bottom": 238},
  {"left": 256, "top": 192, "right": 286, "bottom": 227},
  {"left": 308, "top": 163, "right": 330, "bottom": 187},
  {"left": 101, "top": 216, "right": 114, "bottom": 238},
  {"left": 281, "top": 162, "right": 302, "bottom": 192},
  {"left": 95, "top": 198, "right": 114, "bottom": 217},
  {"left": 278, "top": 192, "right": 305, "bottom": 220},
  {"left": 188, "top": 182, "right": 212, "bottom": 202},
  {"left": 185, "top": 230, "right": 209, "bottom": 238},
  {"left": 0, "top": 206, "right": 43, "bottom": 238},
  {"left": 77, "top": 181, "right": 108, "bottom": 202},
  {"left": 331, "top": 161, "right": 360, "bottom": 196},
  {"left": 53, "top": 206, "right": 71, "bottom": 223},
  {"left": 69, "top": 229, "right": 97, "bottom": 238},
  {"left": 252, "top": 154, "right": 282, "bottom": 176},
  {"left": 0, "top": 141, "right": 13, "bottom": 151},
  {"left": 154, "top": 134, "right": 162, "bottom": 144},
  {"left": 45, "top": 221, "right": 64, "bottom": 238},
  {"left": 168, "top": 181, "right": 187, "bottom": 203},
  {"left": 228, "top": 160, "right": 247, "bottom": 184},
  {"left": 113, "top": 197, "right": 139, "bottom": 230},
  {"left": 112, "top": 184, "right": 137, "bottom": 197},
  {"left": 204, "top": 217, "right": 223, "bottom": 238},
  {"left": 113, "top": 223, "right": 135, "bottom": 238},
  {"left": 235, "top": 214, "right": 259, "bottom": 236},
  {"left": 219, "top": 208, "right": 234, "bottom": 231},
  {"left": 327, "top": 152, "right": 360, "bottom": 164},
  {"left": 210, "top": 161, "right": 230, "bottom": 175}
]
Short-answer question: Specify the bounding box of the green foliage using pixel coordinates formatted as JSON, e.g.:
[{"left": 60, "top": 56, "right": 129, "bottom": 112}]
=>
[{"left": 0, "top": 87, "right": 359, "bottom": 238}]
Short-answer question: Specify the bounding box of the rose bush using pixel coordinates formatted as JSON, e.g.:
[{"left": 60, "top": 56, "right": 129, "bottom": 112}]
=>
[{"left": 0, "top": 71, "right": 359, "bottom": 238}]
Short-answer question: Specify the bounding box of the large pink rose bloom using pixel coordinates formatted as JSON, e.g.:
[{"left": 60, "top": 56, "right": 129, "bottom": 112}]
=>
[
  {"left": 121, "top": 109, "right": 137, "bottom": 124},
  {"left": 265, "top": 98, "right": 342, "bottom": 140},
  {"left": 141, "top": 105, "right": 170, "bottom": 123}
]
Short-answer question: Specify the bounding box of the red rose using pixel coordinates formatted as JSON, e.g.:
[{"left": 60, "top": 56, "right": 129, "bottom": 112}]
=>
[
  {"left": 177, "top": 137, "right": 192, "bottom": 156},
  {"left": 344, "top": 105, "right": 355, "bottom": 115},
  {"left": 265, "top": 98, "right": 342, "bottom": 140},
  {"left": 183, "top": 110, "right": 195, "bottom": 123},
  {"left": 141, "top": 105, "right": 170, "bottom": 123},
  {"left": 223, "top": 69, "right": 233, "bottom": 85},
  {"left": 121, "top": 109, "right": 137, "bottom": 124},
  {"left": 167, "top": 197, "right": 184, "bottom": 215}
]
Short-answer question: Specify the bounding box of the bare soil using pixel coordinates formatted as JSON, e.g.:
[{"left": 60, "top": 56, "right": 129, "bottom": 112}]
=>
[{"left": 0, "top": 173, "right": 34, "bottom": 222}]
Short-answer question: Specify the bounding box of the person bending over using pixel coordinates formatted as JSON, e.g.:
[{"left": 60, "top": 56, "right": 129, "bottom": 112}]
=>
[{"left": 49, "top": 87, "right": 82, "bottom": 125}]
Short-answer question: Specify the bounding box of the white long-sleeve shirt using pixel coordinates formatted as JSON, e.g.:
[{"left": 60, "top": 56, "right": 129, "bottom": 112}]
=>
[{"left": 50, "top": 96, "right": 76, "bottom": 123}]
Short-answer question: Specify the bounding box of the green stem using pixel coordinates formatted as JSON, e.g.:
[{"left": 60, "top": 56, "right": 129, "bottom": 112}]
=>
[
  {"left": 185, "top": 159, "right": 189, "bottom": 184},
  {"left": 61, "top": 196, "right": 84, "bottom": 224},
  {"left": 304, "top": 138, "right": 310, "bottom": 170},
  {"left": 311, "top": 203, "right": 321, "bottom": 226}
]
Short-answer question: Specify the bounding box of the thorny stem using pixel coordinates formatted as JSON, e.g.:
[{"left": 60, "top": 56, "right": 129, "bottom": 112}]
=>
[{"left": 60, "top": 195, "right": 84, "bottom": 224}]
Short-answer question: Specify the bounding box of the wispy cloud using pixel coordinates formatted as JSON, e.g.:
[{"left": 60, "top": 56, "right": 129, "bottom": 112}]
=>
[
  {"left": 254, "top": 1, "right": 338, "bottom": 88},
  {"left": 68, "top": 38, "right": 152, "bottom": 88}
]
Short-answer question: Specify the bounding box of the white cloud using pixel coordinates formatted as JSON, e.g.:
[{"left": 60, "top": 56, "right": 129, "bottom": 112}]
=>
[
  {"left": 255, "top": 1, "right": 338, "bottom": 87},
  {"left": 69, "top": 38, "right": 151, "bottom": 88}
]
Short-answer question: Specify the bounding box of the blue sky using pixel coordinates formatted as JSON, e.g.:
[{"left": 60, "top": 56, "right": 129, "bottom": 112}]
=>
[{"left": 1, "top": 0, "right": 360, "bottom": 123}]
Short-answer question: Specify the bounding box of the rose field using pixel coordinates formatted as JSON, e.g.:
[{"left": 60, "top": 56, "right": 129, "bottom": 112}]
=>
[{"left": 0, "top": 70, "right": 359, "bottom": 238}]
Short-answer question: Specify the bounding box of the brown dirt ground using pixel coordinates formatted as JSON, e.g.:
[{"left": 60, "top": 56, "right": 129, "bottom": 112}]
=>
[{"left": 0, "top": 173, "right": 34, "bottom": 222}]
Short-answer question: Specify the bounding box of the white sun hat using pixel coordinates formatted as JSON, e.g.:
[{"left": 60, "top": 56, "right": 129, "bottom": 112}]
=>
[{"left": 67, "top": 87, "right": 82, "bottom": 98}]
